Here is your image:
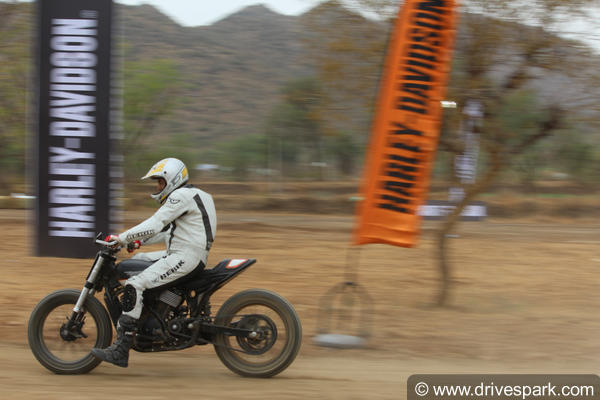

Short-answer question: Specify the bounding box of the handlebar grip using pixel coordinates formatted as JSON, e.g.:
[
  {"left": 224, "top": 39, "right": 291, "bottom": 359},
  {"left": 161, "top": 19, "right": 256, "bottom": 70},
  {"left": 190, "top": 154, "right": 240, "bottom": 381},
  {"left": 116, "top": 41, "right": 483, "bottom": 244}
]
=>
[{"left": 95, "top": 239, "right": 119, "bottom": 246}]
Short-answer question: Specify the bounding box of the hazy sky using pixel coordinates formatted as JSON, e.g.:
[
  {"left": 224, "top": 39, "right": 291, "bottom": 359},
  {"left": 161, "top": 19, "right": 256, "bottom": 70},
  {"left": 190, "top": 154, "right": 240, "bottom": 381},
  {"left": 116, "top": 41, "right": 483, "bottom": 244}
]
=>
[{"left": 115, "top": 0, "right": 324, "bottom": 26}]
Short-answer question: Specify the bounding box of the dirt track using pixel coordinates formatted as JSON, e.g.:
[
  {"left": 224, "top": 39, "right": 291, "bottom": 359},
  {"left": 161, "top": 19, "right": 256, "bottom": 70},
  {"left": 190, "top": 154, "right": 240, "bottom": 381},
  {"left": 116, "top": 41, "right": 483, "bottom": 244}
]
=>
[{"left": 1, "top": 210, "right": 600, "bottom": 399}]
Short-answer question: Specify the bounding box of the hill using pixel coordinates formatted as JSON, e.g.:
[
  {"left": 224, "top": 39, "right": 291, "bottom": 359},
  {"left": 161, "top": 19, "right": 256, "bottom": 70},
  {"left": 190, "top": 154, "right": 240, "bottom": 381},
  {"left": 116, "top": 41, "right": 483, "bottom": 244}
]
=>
[
  {"left": 118, "top": 3, "right": 318, "bottom": 146},
  {"left": 117, "top": 2, "right": 600, "bottom": 152},
  {"left": 0, "top": 1, "right": 598, "bottom": 187}
]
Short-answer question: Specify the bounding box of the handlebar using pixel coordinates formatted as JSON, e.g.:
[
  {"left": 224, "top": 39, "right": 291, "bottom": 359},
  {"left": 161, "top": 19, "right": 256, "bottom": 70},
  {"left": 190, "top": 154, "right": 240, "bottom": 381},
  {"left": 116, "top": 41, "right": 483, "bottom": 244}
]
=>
[
  {"left": 95, "top": 238, "right": 119, "bottom": 247},
  {"left": 94, "top": 233, "right": 122, "bottom": 254}
]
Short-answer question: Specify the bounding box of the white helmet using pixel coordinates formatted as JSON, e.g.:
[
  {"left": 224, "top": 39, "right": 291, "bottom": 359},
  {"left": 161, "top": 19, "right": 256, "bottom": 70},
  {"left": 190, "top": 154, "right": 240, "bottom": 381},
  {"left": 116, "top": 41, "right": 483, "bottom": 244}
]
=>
[{"left": 141, "top": 158, "right": 189, "bottom": 204}]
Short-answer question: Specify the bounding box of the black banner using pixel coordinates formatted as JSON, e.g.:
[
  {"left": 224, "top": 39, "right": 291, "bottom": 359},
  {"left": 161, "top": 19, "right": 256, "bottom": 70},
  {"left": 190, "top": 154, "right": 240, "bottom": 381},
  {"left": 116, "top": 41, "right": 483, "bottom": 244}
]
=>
[{"left": 35, "top": 0, "right": 122, "bottom": 258}]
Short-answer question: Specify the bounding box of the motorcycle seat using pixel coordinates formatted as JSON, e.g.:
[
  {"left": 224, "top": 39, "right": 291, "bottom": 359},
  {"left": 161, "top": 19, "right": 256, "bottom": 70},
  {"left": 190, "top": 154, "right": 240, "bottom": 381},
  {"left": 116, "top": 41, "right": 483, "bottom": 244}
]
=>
[{"left": 115, "top": 258, "right": 256, "bottom": 290}]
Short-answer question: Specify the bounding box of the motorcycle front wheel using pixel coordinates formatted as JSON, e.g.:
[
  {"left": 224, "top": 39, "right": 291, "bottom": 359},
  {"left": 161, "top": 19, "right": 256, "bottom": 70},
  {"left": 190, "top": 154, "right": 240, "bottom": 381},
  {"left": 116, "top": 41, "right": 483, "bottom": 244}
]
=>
[
  {"left": 213, "top": 289, "right": 302, "bottom": 378},
  {"left": 28, "top": 289, "right": 113, "bottom": 374}
]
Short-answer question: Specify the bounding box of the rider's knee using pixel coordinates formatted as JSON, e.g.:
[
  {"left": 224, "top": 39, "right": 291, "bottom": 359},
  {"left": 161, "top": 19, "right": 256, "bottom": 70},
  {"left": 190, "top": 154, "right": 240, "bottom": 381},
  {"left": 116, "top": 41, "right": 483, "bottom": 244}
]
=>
[{"left": 121, "top": 284, "right": 139, "bottom": 312}]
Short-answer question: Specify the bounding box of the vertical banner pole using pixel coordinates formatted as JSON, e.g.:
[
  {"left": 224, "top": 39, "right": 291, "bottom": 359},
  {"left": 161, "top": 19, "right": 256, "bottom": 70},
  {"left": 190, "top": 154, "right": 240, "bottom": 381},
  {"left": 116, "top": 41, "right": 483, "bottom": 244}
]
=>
[
  {"left": 354, "top": 0, "right": 459, "bottom": 248},
  {"left": 34, "top": 0, "right": 122, "bottom": 258}
]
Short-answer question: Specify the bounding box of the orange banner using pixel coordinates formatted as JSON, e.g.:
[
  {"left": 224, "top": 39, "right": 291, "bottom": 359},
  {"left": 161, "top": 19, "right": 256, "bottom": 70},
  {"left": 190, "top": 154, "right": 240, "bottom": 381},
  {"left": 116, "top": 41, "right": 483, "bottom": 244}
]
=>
[{"left": 354, "top": 0, "right": 459, "bottom": 248}]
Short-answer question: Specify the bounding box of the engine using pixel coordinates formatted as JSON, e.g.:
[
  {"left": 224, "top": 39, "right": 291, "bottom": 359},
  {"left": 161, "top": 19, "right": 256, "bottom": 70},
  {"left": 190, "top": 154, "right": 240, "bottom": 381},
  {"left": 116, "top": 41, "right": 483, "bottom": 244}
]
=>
[
  {"left": 140, "top": 289, "right": 184, "bottom": 336},
  {"left": 159, "top": 289, "right": 183, "bottom": 308}
]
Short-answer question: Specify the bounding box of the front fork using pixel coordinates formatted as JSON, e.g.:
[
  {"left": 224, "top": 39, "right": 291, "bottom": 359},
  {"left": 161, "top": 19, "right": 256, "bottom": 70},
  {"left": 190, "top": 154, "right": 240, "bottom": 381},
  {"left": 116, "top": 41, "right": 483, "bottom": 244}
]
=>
[
  {"left": 65, "top": 253, "right": 107, "bottom": 333},
  {"left": 74, "top": 254, "right": 105, "bottom": 312}
]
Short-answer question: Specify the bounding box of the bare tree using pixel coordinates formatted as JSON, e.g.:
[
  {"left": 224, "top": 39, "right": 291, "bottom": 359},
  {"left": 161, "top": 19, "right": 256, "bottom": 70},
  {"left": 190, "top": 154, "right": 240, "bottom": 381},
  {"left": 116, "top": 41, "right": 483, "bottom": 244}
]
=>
[
  {"left": 302, "top": 0, "right": 600, "bottom": 306},
  {"left": 434, "top": 0, "right": 599, "bottom": 305}
]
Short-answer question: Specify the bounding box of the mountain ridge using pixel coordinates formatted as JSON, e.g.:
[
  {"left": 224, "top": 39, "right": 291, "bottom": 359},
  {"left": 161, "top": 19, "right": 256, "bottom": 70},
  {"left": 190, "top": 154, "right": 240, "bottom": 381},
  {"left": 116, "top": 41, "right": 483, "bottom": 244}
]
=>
[{"left": 117, "top": 2, "right": 322, "bottom": 148}]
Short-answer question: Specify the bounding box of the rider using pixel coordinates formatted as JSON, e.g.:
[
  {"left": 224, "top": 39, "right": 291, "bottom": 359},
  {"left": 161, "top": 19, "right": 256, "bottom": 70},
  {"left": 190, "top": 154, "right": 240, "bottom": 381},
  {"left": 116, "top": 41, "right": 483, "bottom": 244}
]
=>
[{"left": 91, "top": 157, "right": 217, "bottom": 367}]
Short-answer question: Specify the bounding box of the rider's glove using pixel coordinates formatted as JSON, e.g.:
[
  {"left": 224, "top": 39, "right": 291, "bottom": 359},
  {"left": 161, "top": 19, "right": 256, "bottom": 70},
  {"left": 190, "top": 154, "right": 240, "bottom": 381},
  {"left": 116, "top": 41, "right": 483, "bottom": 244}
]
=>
[
  {"left": 104, "top": 234, "right": 122, "bottom": 248},
  {"left": 127, "top": 240, "right": 141, "bottom": 253}
]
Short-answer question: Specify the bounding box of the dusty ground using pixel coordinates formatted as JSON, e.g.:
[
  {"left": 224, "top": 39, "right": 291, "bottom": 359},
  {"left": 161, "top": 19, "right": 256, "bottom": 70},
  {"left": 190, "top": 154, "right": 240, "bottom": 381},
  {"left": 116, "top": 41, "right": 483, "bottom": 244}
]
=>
[{"left": 1, "top": 209, "right": 600, "bottom": 399}]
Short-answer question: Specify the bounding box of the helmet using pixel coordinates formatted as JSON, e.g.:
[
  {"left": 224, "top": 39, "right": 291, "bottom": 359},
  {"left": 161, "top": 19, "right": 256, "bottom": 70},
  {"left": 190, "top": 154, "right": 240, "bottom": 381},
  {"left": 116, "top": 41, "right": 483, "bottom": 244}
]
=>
[{"left": 141, "top": 158, "right": 189, "bottom": 204}]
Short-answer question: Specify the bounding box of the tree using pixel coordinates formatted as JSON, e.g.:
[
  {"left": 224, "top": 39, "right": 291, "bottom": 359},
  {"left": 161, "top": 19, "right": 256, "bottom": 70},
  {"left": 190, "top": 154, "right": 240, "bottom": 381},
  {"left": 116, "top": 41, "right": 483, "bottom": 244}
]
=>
[
  {"left": 0, "top": 3, "right": 182, "bottom": 191},
  {"left": 265, "top": 77, "right": 326, "bottom": 178},
  {"left": 0, "top": 1, "right": 30, "bottom": 194},
  {"left": 300, "top": 1, "right": 387, "bottom": 146},
  {"left": 325, "top": 131, "right": 360, "bottom": 176},
  {"left": 121, "top": 58, "right": 181, "bottom": 179},
  {"left": 303, "top": 0, "right": 600, "bottom": 306},
  {"left": 434, "top": 0, "right": 599, "bottom": 305},
  {"left": 215, "top": 134, "right": 268, "bottom": 180}
]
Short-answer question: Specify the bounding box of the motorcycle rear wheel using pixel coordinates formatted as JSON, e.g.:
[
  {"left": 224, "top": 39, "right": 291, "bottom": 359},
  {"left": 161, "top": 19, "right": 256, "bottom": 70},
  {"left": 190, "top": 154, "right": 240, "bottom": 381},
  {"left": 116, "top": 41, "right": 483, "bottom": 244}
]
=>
[
  {"left": 214, "top": 289, "right": 302, "bottom": 378},
  {"left": 28, "top": 289, "right": 113, "bottom": 374}
]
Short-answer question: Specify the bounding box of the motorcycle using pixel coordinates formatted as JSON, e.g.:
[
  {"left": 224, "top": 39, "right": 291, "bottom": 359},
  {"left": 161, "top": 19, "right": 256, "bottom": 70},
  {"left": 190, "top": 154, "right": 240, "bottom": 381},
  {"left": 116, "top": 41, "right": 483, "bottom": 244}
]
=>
[{"left": 28, "top": 234, "right": 302, "bottom": 378}]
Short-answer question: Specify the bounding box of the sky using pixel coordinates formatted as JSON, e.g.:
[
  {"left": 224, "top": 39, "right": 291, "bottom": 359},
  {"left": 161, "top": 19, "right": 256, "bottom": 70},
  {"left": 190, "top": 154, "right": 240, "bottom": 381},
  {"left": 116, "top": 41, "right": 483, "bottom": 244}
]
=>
[{"left": 115, "top": 0, "right": 324, "bottom": 26}]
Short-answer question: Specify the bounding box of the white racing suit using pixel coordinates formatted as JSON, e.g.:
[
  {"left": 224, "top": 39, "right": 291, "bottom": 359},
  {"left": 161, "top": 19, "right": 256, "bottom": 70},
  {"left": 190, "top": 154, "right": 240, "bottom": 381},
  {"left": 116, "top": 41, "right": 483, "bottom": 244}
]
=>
[{"left": 118, "top": 184, "right": 217, "bottom": 319}]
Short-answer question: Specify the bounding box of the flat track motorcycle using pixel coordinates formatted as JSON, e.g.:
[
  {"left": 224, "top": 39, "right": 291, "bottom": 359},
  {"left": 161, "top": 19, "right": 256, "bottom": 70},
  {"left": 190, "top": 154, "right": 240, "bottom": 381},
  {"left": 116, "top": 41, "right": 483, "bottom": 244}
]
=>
[{"left": 28, "top": 235, "right": 302, "bottom": 377}]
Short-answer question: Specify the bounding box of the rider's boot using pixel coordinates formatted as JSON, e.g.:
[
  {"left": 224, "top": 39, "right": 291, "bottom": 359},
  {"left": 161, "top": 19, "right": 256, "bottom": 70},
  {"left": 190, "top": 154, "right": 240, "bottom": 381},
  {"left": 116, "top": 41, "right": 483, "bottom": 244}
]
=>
[{"left": 91, "top": 314, "right": 137, "bottom": 368}]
